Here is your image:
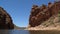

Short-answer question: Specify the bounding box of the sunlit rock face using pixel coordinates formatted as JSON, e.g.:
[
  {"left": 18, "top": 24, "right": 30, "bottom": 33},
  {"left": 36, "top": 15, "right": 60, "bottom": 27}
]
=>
[
  {"left": 0, "top": 7, "right": 14, "bottom": 29},
  {"left": 29, "top": 1, "right": 60, "bottom": 27}
]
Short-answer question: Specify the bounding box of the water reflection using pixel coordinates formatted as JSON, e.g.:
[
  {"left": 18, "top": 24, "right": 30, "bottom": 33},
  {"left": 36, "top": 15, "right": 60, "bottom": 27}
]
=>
[
  {"left": 29, "top": 30, "right": 60, "bottom": 34},
  {"left": 0, "top": 30, "right": 60, "bottom": 34},
  {"left": 10, "top": 30, "right": 30, "bottom": 34},
  {"left": 0, "top": 30, "right": 30, "bottom": 34},
  {"left": 0, "top": 30, "right": 10, "bottom": 34}
]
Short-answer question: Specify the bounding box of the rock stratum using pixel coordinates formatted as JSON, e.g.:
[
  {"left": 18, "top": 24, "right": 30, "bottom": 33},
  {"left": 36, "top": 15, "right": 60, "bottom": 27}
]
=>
[
  {"left": 0, "top": 7, "right": 14, "bottom": 29},
  {"left": 27, "top": 1, "right": 60, "bottom": 30}
]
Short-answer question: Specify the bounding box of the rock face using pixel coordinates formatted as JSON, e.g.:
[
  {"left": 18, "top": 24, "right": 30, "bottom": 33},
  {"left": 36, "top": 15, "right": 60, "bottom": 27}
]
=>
[
  {"left": 29, "top": 1, "right": 60, "bottom": 27},
  {"left": 0, "top": 7, "right": 14, "bottom": 29}
]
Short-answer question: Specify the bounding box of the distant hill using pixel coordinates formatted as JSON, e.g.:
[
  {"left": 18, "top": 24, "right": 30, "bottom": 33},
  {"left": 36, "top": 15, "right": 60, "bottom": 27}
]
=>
[{"left": 14, "top": 25, "right": 26, "bottom": 30}]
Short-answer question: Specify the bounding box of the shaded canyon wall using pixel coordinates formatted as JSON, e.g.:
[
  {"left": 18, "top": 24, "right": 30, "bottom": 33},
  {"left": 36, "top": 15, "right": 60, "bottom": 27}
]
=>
[{"left": 0, "top": 7, "right": 14, "bottom": 29}]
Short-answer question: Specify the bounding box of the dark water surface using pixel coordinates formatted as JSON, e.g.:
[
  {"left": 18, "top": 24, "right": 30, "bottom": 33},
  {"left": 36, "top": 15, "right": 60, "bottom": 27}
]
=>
[{"left": 0, "top": 30, "right": 60, "bottom": 34}]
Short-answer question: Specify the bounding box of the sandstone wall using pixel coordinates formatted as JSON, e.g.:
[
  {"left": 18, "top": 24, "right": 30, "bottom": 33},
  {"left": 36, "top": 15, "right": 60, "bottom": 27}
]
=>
[{"left": 29, "top": 1, "right": 60, "bottom": 27}]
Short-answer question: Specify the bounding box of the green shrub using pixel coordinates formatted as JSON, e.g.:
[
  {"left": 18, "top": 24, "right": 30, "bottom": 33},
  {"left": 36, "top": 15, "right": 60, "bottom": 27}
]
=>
[{"left": 58, "top": 10, "right": 60, "bottom": 17}]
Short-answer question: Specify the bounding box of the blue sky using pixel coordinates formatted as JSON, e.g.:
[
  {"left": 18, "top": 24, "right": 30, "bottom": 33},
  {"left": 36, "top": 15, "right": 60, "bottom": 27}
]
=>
[{"left": 0, "top": 0, "right": 55, "bottom": 27}]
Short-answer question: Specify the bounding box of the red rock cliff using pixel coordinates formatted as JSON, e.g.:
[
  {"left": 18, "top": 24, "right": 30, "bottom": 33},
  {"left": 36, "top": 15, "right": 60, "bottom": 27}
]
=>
[{"left": 29, "top": 1, "right": 60, "bottom": 27}]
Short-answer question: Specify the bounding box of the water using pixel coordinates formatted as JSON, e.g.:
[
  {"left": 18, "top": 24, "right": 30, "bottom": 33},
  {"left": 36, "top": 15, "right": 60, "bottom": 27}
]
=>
[{"left": 0, "top": 30, "right": 60, "bottom": 34}]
